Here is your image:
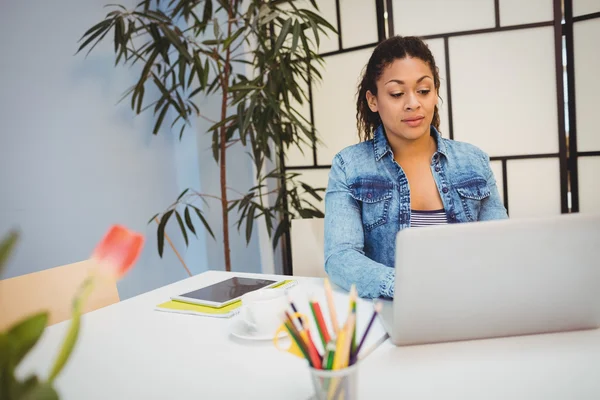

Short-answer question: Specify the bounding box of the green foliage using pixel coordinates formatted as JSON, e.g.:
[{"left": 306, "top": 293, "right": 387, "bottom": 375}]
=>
[
  {"left": 77, "top": 0, "right": 335, "bottom": 268},
  {"left": 0, "top": 232, "right": 61, "bottom": 400},
  {"left": 1, "top": 231, "right": 94, "bottom": 399}
]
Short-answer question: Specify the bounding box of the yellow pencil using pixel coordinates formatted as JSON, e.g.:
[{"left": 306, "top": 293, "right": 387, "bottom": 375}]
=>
[
  {"left": 349, "top": 285, "right": 357, "bottom": 355},
  {"left": 331, "top": 328, "right": 346, "bottom": 370},
  {"left": 341, "top": 313, "right": 355, "bottom": 368},
  {"left": 324, "top": 278, "right": 340, "bottom": 335}
]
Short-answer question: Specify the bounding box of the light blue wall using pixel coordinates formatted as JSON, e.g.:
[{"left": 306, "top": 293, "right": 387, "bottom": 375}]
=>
[{"left": 0, "top": 0, "right": 263, "bottom": 298}]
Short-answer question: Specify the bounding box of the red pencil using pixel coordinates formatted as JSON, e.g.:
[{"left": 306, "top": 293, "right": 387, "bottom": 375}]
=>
[{"left": 310, "top": 298, "right": 331, "bottom": 346}]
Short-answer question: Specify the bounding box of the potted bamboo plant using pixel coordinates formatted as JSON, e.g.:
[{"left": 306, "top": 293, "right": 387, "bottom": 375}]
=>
[{"left": 77, "top": 0, "right": 335, "bottom": 272}]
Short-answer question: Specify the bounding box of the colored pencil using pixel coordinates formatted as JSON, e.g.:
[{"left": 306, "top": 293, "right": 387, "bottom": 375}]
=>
[
  {"left": 286, "top": 310, "right": 322, "bottom": 367},
  {"left": 283, "top": 320, "right": 312, "bottom": 365},
  {"left": 310, "top": 298, "right": 331, "bottom": 347},
  {"left": 323, "top": 278, "right": 340, "bottom": 334},
  {"left": 358, "top": 332, "right": 389, "bottom": 361},
  {"left": 322, "top": 340, "right": 336, "bottom": 369},
  {"left": 349, "top": 285, "right": 357, "bottom": 355},
  {"left": 288, "top": 295, "right": 304, "bottom": 328},
  {"left": 341, "top": 313, "right": 355, "bottom": 368},
  {"left": 331, "top": 326, "right": 346, "bottom": 370},
  {"left": 354, "top": 302, "right": 383, "bottom": 362}
]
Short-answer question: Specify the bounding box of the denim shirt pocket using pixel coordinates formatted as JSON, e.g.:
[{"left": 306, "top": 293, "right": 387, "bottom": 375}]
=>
[
  {"left": 349, "top": 179, "right": 393, "bottom": 232},
  {"left": 455, "top": 178, "right": 491, "bottom": 221}
]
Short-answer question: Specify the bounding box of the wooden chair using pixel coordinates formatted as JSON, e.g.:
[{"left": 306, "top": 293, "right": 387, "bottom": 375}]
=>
[
  {"left": 0, "top": 260, "right": 120, "bottom": 330},
  {"left": 290, "top": 218, "right": 327, "bottom": 278}
]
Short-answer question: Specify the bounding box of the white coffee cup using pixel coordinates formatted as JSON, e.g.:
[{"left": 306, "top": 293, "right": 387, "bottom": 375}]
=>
[{"left": 240, "top": 288, "right": 288, "bottom": 337}]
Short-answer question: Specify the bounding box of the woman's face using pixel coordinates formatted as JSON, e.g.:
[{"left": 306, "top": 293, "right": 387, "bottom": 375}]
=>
[{"left": 366, "top": 57, "right": 437, "bottom": 143}]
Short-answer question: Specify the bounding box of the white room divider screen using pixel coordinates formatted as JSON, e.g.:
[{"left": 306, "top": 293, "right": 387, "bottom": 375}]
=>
[{"left": 279, "top": 0, "right": 600, "bottom": 274}]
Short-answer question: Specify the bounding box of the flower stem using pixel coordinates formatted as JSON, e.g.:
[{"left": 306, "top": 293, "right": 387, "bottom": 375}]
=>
[{"left": 47, "top": 276, "right": 95, "bottom": 383}]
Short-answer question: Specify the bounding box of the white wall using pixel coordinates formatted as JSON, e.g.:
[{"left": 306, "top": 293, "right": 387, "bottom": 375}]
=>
[{"left": 0, "top": 0, "right": 268, "bottom": 299}]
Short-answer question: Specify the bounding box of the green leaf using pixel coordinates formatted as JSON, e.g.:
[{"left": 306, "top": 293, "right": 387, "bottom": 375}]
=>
[
  {"left": 0, "top": 230, "right": 19, "bottom": 275},
  {"left": 6, "top": 312, "right": 48, "bottom": 367},
  {"left": 177, "top": 188, "right": 190, "bottom": 201},
  {"left": 20, "top": 382, "right": 59, "bottom": 400},
  {"left": 191, "top": 206, "right": 215, "bottom": 239},
  {"left": 157, "top": 210, "right": 174, "bottom": 257},
  {"left": 153, "top": 102, "right": 169, "bottom": 135},
  {"left": 147, "top": 213, "right": 159, "bottom": 224},
  {"left": 300, "top": 182, "right": 324, "bottom": 201},
  {"left": 299, "top": 9, "right": 337, "bottom": 34},
  {"left": 273, "top": 18, "right": 292, "bottom": 55},
  {"left": 160, "top": 25, "right": 192, "bottom": 62},
  {"left": 223, "top": 28, "right": 244, "bottom": 51},
  {"left": 76, "top": 20, "right": 113, "bottom": 55},
  {"left": 202, "top": 58, "right": 210, "bottom": 88},
  {"left": 202, "top": 0, "right": 213, "bottom": 23},
  {"left": 272, "top": 219, "right": 289, "bottom": 250},
  {"left": 78, "top": 19, "right": 111, "bottom": 42},
  {"left": 245, "top": 205, "right": 255, "bottom": 244},
  {"left": 184, "top": 207, "right": 197, "bottom": 237},
  {"left": 178, "top": 55, "right": 187, "bottom": 90},
  {"left": 175, "top": 211, "right": 189, "bottom": 247},
  {"left": 291, "top": 20, "right": 300, "bottom": 53}
]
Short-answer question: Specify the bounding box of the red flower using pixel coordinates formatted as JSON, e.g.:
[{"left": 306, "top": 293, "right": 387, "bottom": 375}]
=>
[{"left": 91, "top": 225, "right": 144, "bottom": 279}]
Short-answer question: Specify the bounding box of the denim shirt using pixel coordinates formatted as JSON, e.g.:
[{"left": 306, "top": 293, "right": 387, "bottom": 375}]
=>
[{"left": 324, "top": 125, "right": 508, "bottom": 299}]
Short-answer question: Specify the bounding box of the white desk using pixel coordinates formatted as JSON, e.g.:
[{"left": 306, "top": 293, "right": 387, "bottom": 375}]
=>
[
  {"left": 360, "top": 327, "right": 600, "bottom": 399},
  {"left": 17, "top": 270, "right": 386, "bottom": 400}
]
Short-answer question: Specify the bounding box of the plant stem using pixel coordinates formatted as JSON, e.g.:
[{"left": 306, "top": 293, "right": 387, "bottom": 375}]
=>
[
  {"left": 220, "top": 2, "right": 235, "bottom": 272},
  {"left": 47, "top": 277, "right": 95, "bottom": 383}
]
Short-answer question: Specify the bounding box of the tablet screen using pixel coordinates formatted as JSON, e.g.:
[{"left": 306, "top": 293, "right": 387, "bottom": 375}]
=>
[{"left": 177, "top": 277, "right": 278, "bottom": 304}]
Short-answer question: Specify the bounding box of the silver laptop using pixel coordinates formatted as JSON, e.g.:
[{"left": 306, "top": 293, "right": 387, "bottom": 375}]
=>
[{"left": 379, "top": 213, "right": 600, "bottom": 346}]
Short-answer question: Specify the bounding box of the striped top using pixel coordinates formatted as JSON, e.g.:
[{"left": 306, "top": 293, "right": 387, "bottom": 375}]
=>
[{"left": 410, "top": 209, "right": 448, "bottom": 227}]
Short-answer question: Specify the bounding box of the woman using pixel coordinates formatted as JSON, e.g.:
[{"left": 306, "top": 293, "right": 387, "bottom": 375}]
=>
[{"left": 324, "top": 36, "right": 507, "bottom": 299}]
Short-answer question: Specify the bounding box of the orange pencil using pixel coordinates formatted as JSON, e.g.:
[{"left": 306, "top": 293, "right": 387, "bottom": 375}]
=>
[{"left": 324, "top": 278, "right": 340, "bottom": 334}]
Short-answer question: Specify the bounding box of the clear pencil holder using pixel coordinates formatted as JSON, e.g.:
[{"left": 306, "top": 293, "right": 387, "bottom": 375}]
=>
[{"left": 308, "top": 362, "right": 360, "bottom": 400}]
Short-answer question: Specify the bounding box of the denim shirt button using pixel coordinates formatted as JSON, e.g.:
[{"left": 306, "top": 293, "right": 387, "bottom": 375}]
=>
[
  {"left": 435, "top": 166, "right": 441, "bottom": 172},
  {"left": 442, "top": 187, "right": 449, "bottom": 194},
  {"left": 367, "top": 193, "right": 372, "bottom": 199},
  {"left": 450, "top": 213, "right": 456, "bottom": 220}
]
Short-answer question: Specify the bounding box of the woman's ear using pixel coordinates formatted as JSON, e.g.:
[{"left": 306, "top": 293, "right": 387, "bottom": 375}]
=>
[{"left": 366, "top": 90, "right": 378, "bottom": 113}]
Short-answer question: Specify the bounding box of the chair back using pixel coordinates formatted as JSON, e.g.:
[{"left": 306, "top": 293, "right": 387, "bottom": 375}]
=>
[
  {"left": 290, "top": 218, "right": 326, "bottom": 278},
  {"left": 0, "top": 260, "right": 119, "bottom": 330}
]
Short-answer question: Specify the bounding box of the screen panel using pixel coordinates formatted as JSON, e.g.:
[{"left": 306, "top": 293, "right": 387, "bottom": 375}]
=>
[
  {"left": 573, "top": 0, "right": 600, "bottom": 17},
  {"left": 313, "top": 48, "right": 373, "bottom": 165},
  {"left": 499, "top": 0, "right": 554, "bottom": 26},
  {"left": 392, "top": 0, "right": 495, "bottom": 37},
  {"left": 577, "top": 157, "right": 600, "bottom": 213},
  {"left": 506, "top": 158, "right": 562, "bottom": 218},
  {"left": 339, "top": 0, "right": 379, "bottom": 48},
  {"left": 573, "top": 18, "right": 600, "bottom": 152},
  {"left": 286, "top": 168, "right": 330, "bottom": 214},
  {"left": 449, "top": 27, "right": 559, "bottom": 157},
  {"left": 424, "top": 38, "right": 450, "bottom": 138}
]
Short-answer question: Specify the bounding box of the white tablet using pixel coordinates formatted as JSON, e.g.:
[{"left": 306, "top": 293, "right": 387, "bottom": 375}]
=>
[{"left": 170, "top": 277, "right": 283, "bottom": 307}]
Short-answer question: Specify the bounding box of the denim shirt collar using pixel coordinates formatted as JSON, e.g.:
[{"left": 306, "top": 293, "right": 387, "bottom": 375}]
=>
[{"left": 373, "top": 124, "right": 448, "bottom": 162}]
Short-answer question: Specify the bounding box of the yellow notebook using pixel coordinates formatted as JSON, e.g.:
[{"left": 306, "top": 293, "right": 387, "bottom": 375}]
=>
[{"left": 155, "top": 280, "right": 297, "bottom": 318}]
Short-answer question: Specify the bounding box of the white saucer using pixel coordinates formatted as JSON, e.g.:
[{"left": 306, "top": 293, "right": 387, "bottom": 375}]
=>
[{"left": 229, "top": 318, "right": 287, "bottom": 341}]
